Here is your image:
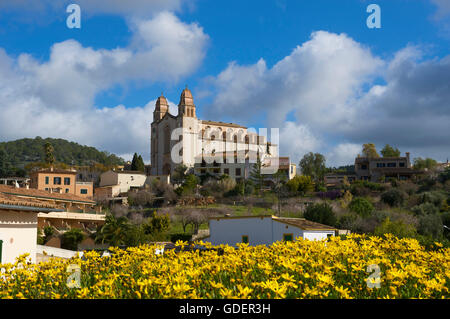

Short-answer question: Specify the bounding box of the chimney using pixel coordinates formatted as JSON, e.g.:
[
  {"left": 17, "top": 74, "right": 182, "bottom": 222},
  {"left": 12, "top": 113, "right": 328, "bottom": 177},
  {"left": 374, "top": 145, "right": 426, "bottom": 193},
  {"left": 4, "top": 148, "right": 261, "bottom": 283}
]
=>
[{"left": 405, "top": 152, "right": 410, "bottom": 167}]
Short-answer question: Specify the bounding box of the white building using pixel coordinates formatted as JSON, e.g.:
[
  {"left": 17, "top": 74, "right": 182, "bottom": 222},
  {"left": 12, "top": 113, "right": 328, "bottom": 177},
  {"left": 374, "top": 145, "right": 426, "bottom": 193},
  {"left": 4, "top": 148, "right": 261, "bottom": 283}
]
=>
[
  {"left": 0, "top": 193, "right": 61, "bottom": 264},
  {"left": 150, "top": 87, "right": 279, "bottom": 177},
  {"left": 208, "top": 215, "right": 336, "bottom": 246},
  {"left": 98, "top": 170, "right": 147, "bottom": 194}
]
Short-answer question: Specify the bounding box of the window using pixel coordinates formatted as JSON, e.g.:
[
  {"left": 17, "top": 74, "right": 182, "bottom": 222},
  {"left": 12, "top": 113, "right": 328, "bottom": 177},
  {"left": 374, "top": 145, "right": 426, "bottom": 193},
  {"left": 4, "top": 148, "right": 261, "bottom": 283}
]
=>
[
  {"left": 65, "top": 189, "right": 69, "bottom": 193},
  {"left": 242, "top": 235, "right": 249, "bottom": 244},
  {"left": 236, "top": 168, "right": 241, "bottom": 176},
  {"left": 53, "top": 177, "right": 61, "bottom": 185},
  {"left": 64, "top": 177, "right": 71, "bottom": 185},
  {"left": 361, "top": 164, "right": 368, "bottom": 170},
  {"left": 224, "top": 168, "right": 229, "bottom": 175},
  {"left": 213, "top": 168, "right": 220, "bottom": 174},
  {"left": 283, "top": 233, "right": 293, "bottom": 242},
  {"left": 387, "top": 163, "right": 396, "bottom": 167},
  {"left": 45, "top": 188, "right": 49, "bottom": 191},
  {"left": 45, "top": 176, "right": 49, "bottom": 184},
  {"left": 80, "top": 189, "right": 88, "bottom": 195},
  {"left": 399, "top": 162, "right": 405, "bottom": 167},
  {"left": 376, "top": 163, "right": 386, "bottom": 168}
]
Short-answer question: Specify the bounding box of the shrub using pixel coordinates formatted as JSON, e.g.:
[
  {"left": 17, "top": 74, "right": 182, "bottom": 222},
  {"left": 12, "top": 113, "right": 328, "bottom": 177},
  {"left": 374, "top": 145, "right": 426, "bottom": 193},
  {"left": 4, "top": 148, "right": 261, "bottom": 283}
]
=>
[
  {"left": 417, "top": 214, "right": 443, "bottom": 240},
  {"left": 303, "top": 203, "right": 337, "bottom": 226},
  {"left": 61, "top": 228, "right": 85, "bottom": 251},
  {"left": 348, "top": 197, "right": 374, "bottom": 217},
  {"left": 286, "top": 175, "right": 315, "bottom": 195},
  {"left": 170, "top": 233, "right": 192, "bottom": 243},
  {"left": 411, "top": 203, "right": 439, "bottom": 216},
  {"left": 337, "top": 214, "right": 357, "bottom": 230},
  {"left": 418, "top": 191, "right": 445, "bottom": 208},
  {"left": 381, "top": 189, "right": 406, "bottom": 207},
  {"left": 374, "top": 217, "right": 417, "bottom": 239},
  {"left": 339, "top": 190, "right": 353, "bottom": 209}
]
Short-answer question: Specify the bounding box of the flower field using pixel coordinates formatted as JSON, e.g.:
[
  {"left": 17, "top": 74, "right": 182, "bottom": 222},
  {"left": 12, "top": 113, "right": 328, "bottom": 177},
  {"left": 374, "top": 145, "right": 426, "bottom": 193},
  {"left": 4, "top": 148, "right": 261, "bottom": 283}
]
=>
[{"left": 1, "top": 234, "right": 449, "bottom": 299}]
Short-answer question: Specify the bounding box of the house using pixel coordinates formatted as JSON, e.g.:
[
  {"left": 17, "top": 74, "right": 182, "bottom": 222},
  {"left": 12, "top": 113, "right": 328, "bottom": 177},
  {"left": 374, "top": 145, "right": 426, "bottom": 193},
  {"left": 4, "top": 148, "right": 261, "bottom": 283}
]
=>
[
  {"left": 97, "top": 170, "right": 147, "bottom": 195},
  {"left": 354, "top": 152, "right": 422, "bottom": 182},
  {"left": 0, "top": 185, "right": 97, "bottom": 213},
  {"left": 29, "top": 168, "right": 93, "bottom": 199},
  {"left": 262, "top": 157, "right": 297, "bottom": 182},
  {"left": 0, "top": 192, "right": 63, "bottom": 264},
  {"left": 207, "top": 215, "right": 336, "bottom": 246}
]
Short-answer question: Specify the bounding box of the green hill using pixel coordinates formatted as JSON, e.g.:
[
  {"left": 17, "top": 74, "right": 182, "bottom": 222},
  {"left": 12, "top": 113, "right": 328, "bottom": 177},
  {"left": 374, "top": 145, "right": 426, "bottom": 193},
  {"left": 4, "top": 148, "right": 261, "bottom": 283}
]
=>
[{"left": 0, "top": 137, "right": 125, "bottom": 177}]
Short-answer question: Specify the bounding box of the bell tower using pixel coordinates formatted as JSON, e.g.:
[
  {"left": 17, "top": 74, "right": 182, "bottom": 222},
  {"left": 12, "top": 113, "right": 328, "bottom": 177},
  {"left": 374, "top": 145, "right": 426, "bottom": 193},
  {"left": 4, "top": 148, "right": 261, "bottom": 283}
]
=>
[
  {"left": 178, "top": 86, "right": 196, "bottom": 118},
  {"left": 153, "top": 94, "right": 169, "bottom": 122}
]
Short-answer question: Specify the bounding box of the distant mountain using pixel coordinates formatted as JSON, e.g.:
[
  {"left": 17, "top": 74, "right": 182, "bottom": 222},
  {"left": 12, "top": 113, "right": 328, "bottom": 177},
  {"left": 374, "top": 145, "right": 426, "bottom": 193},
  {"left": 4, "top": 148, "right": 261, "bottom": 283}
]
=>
[{"left": 0, "top": 137, "right": 125, "bottom": 176}]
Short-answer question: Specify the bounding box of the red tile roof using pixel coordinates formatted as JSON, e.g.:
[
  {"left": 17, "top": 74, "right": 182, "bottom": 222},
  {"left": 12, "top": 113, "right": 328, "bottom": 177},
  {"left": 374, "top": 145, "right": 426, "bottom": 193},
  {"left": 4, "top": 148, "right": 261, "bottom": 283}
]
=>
[{"left": 0, "top": 185, "right": 96, "bottom": 204}]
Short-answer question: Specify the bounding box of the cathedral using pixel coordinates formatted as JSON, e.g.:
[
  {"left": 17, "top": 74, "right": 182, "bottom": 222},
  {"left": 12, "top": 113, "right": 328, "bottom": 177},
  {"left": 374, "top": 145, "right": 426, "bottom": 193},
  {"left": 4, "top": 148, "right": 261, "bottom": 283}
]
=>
[{"left": 150, "top": 87, "right": 283, "bottom": 180}]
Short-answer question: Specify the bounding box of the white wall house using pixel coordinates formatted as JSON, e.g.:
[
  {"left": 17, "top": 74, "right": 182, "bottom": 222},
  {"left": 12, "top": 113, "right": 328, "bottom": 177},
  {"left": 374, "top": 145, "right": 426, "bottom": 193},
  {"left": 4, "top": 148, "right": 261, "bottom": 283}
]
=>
[
  {"left": 0, "top": 194, "right": 61, "bottom": 264},
  {"left": 208, "top": 215, "right": 336, "bottom": 246},
  {"left": 99, "top": 170, "right": 147, "bottom": 194}
]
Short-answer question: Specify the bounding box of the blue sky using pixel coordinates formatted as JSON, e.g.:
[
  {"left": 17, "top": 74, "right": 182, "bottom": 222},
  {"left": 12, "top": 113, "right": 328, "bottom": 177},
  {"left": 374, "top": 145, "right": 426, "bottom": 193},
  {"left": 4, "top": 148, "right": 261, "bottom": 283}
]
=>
[{"left": 0, "top": 0, "right": 449, "bottom": 166}]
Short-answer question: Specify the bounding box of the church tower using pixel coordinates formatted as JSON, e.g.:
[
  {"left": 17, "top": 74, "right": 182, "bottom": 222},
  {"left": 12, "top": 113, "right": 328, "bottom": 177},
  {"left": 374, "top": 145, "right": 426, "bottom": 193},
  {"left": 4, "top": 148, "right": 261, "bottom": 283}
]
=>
[
  {"left": 153, "top": 94, "right": 169, "bottom": 122},
  {"left": 178, "top": 86, "right": 196, "bottom": 118}
]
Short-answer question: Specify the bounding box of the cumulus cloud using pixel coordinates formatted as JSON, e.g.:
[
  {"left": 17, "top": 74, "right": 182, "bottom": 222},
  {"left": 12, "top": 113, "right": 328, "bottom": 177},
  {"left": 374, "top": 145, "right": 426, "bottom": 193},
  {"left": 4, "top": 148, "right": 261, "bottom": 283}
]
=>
[
  {"left": 205, "top": 31, "right": 450, "bottom": 165},
  {"left": 0, "top": 11, "right": 205, "bottom": 161},
  {"left": 279, "top": 121, "right": 321, "bottom": 164}
]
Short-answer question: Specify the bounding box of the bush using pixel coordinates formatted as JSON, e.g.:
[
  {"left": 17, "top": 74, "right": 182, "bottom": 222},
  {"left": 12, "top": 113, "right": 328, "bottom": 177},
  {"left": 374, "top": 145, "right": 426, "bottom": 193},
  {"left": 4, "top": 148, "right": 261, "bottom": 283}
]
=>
[
  {"left": 170, "top": 233, "right": 192, "bottom": 243},
  {"left": 348, "top": 197, "right": 374, "bottom": 217},
  {"left": 286, "top": 175, "right": 315, "bottom": 195},
  {"left": 381, "top": 189, "right": 406, "bottom": 207},
  {"left": 61, "top": 228, "right": 85, "bottom": 251},
  {"left": 418, "top": 191, "right": 445, "bottom": 208},
  {"left": 374, "top": 217, "right": 417, "bottom": 239},
  {"left": 411, "top": 203, "right": 439, "bottom": 216},
  {"left": 303, "top": 203, "right": 337, "bottom": 226},
  {"left": 417, "top": 214, "right": 443, "bottom": 240}
]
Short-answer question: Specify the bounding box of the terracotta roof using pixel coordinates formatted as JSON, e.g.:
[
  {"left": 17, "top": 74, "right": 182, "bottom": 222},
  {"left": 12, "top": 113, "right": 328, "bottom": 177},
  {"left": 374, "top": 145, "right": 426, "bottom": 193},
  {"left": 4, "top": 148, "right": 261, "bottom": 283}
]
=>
[
  {"left": 355, "top": 157, "right": 407, "bottom": 163},
  {"left": 30, "top": 169, "right": 77, "bottom": 175},
  {"left": 0, "top": 193, "right": 60, "bottom": 210},
  {"left": 0, "top": 185, "right": 96, "bottom": 204},
  {"left": 272, "top": 217, "right": 337, "bottom": 231},
  {"left": 201, "top": 120, "right": 246, "bottom": 129}
]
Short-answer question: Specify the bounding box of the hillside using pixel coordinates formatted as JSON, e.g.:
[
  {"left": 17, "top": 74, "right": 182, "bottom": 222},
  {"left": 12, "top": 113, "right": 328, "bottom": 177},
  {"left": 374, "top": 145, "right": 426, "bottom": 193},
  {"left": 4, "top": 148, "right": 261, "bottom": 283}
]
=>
[{"left": 0, "top": 137, "right": 125, "bottom": 176}]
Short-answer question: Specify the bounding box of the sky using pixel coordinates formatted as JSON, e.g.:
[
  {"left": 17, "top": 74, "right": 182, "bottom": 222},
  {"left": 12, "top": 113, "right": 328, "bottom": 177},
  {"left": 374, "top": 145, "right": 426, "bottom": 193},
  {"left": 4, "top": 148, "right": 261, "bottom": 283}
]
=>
[{"left": 0, "top": 0, "right": 449, "bottom": 167}]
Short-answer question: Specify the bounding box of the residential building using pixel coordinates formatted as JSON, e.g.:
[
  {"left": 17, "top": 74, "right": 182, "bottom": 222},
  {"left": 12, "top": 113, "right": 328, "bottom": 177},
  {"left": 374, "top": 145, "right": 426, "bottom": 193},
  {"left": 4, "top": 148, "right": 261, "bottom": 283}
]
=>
[
  {"left": 0, "top": 185, "right": 97, "bottom": 213},
  {"left": 0, "top": 192, "right": 63, "bottom": 264},
  {"left": 97, "top": 170, "right": 147, "bottom": 196},
  {"left": 207, "top": 215, "right": 336, "bottom": 246},
  {"left": 354, "top": 152, "right": 421, "bottom": 182},
  {"left": 29, "top": 168, "right": 93, "bottom": 199},
  {"left": 324, "top": 173, "right": 357, "bottom": 187},
  {"left": 150, "top": 88, "right": 278, "bottom": 177},
  {"left": 262, "top": 157, "right": 297, "bottom": 182}
]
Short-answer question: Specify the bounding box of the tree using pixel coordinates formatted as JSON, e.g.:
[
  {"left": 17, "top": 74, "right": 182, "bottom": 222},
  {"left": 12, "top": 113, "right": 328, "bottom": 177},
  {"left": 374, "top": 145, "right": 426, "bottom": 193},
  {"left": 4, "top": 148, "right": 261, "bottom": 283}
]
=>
[
  {"left": 131, "top": 153, "right": 145, "bottom": 171},
  {"left": 286, "top": 175, "right": 314, "bottom": 195},
  {"left": 380, "top": 189, "right": 406, "bottom": 207},
  {"left": 380, "top": 144, "right": 400, "bottom": 157},
  {"left": 95, "top": 215, "right": 131, "bottom": 246},
  {"left": 142, "top": 211, "right": 170, "bottom": 238},
  {"left": 303, "top": 203, "right": 337, "bottom": 226},
  {"left": 44, "top": 142, "right": 55, "bottom": 165},
  {"left": 348, "top": 197, "right": 374, "bottom": 217},
  {"left": 250, "top": 156, "right": 264, "bottom": 193},
  {"left": 172, "top": 164, "right": 188, "bottom": 185},
  {"left": 0, "top": 149, "right": 13, "bottom": 177},
  {"left": 413, "top": 157, "right": 438, "bottom": 170},
  {"left": 61, "top": 228, "right": 85, "bottom": 251},
  {"left": 362, "top": 143, "right": 379, "bottom": 158},
  {"left": 374, "top": 217, "right": 417, "bottom": 239},
  {"left": 299, "top": 152, "right": 326, "bottom": 183}
]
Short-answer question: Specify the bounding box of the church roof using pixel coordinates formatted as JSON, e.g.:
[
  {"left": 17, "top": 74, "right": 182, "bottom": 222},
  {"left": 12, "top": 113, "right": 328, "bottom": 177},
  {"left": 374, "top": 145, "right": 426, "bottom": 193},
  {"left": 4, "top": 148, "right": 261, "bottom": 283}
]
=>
[
  {"left": 178, "top": 87, "right": 194, "bottom": 106},
  {"left": 155, "top": 94, "right": 169, "bottom": 109}
]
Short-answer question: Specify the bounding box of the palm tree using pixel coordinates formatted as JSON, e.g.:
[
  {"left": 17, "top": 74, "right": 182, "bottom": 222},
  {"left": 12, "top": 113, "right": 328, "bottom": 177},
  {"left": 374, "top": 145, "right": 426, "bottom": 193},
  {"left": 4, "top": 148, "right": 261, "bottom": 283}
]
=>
[{"left": 95, "top": 215, "right": 131, "bottom": 247}]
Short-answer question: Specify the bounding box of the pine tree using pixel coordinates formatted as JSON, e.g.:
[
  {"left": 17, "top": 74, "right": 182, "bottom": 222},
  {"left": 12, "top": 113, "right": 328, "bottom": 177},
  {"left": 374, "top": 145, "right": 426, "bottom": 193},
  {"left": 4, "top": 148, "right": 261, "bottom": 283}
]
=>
[
  {"left": 44, "top": 142, "right": 55, "bottom": 165},
  {"left": 131, "top": 153, "right": 138, "bottom": 171},
  {"left": 250, "top": 156, "right": 264, "bottom": 193},
  {"left": 137, "top": 155, "right": 145, "bottom": 172}
]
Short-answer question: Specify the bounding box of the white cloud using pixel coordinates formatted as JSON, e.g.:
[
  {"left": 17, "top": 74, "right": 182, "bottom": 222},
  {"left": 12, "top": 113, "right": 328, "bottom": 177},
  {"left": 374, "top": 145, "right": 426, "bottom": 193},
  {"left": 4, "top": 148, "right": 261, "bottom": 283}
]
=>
[
  {"left": 326, "top": 143, "right": 361, "bottom": 168},
  {"left": 279, "top": 121, "right": 321, "bottom": 164},
  {"left": 0, "top": 12, "right": 204, "bottom": 161},
  {"left": 431, "top": 0, "right": 450, "bottom": 19},
  {"left": 205, "top": 31, "right": 450, "bottom": 165}
]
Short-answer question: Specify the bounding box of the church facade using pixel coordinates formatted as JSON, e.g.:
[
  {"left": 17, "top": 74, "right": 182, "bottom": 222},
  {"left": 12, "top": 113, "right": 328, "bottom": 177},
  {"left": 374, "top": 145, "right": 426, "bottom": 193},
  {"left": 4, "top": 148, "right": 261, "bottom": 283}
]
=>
[{"left": 150, "top": 87, "right": 280, "bottom": 179}]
